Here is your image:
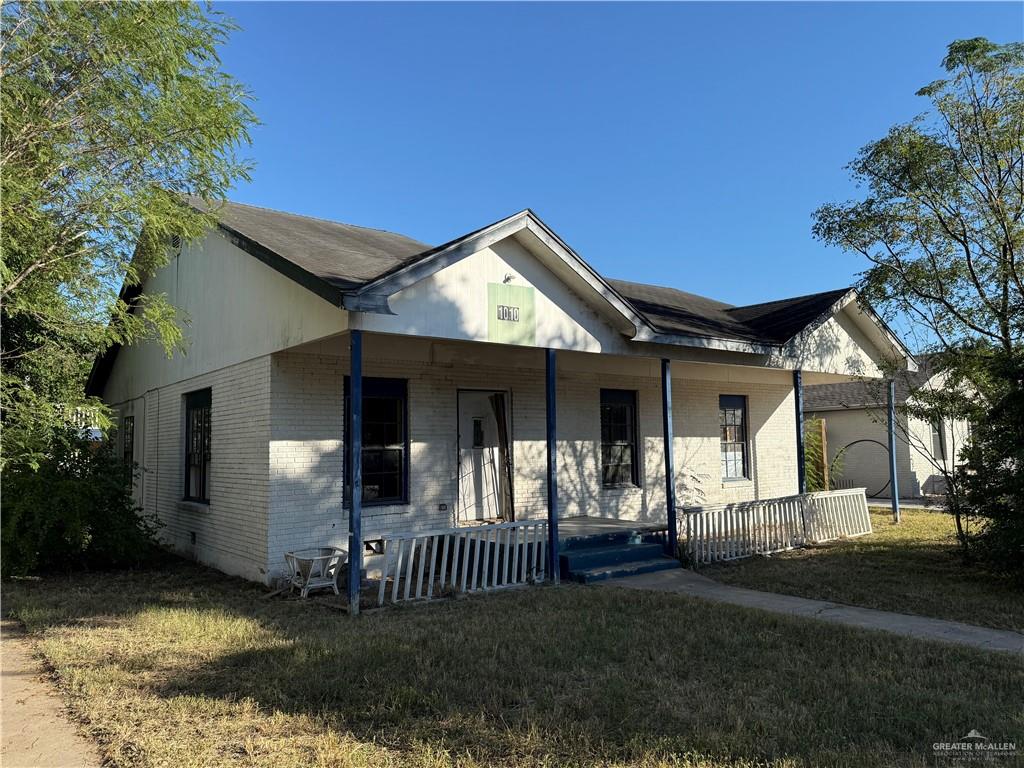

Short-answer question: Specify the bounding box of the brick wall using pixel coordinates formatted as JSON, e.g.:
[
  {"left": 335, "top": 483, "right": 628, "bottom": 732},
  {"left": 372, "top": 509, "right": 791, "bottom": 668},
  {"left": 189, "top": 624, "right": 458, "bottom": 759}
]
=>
[
  {"left": 265, "top": 348, "right": 798, "bottom": 580},
  {"left": 267, "top": 353, "right": 347, "bottom": 572},
  {"left": 113, "top": 345, "right": 799, "bottom": 584},
  {"left": 114, "top": 356, "right": 272, "bottom": 583}
]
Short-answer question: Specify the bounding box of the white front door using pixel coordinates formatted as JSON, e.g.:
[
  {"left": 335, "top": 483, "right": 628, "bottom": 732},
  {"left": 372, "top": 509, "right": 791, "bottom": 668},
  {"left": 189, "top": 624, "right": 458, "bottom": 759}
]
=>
[{"left": 457, "top": 390, "right": 510, "bottom": 522}]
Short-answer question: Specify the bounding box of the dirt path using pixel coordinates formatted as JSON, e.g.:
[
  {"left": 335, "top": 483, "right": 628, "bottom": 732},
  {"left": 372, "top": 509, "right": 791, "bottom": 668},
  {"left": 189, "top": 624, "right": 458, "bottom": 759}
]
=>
[{"left": 1, "top": 620, "right": 101, "bottom": 768}]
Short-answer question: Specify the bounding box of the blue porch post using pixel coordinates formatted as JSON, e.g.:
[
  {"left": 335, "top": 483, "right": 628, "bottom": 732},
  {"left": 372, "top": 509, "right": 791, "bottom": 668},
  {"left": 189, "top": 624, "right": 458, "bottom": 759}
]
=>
[
  {"left": 661, "top": 359, "right": 678, "bottom": 556},
  {"left": 887, "top": 378, "right": 901, "bottom": 524},
  {"left": 794, "top": 369, "right": 806, "bottom": 494},
  {"left": 347, "top": 329, "right": 363, "bottom": 614},
  {"left": 545, "top": 348, "right": 560, "bottom": 584}
]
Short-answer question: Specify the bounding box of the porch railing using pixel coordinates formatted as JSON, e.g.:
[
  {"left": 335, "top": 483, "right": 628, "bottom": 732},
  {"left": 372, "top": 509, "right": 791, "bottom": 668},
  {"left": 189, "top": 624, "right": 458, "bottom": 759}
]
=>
[
  {"left": 682, "top": 487, "right": 871, "bottom": 565},
  {"left": 374, "top": 519, "right": 548, "bottom": 608}
]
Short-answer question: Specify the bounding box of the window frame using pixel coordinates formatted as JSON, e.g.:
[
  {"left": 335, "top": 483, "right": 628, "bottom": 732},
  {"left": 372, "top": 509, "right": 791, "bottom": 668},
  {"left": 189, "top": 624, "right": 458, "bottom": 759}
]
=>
[
  {"left": 599, "top": 388, "right": 640, "bottom": 488},
  {"left": 122, "top": 415, "right": 135, "bottom": 466},
  {"left": 719, "top": 394, "right": 750, "bottom": 481},
  {"left": 931, "top": 418, "right": 947, "bottom": 461},
  {"left": 183, "top": 389, "right": 211, "bottom": 504},
  {"left": 344, "top": 377, "right": 410, "bottom": 506}
]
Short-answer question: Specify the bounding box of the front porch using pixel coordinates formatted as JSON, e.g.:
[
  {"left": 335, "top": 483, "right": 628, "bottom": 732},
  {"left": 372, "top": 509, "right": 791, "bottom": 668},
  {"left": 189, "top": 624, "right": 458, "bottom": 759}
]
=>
[
  {"left": 457, "top": 515, "right": 668, "bottom": 541},
  {"left": 275, "top": 328, "right": 905, "bottom": 613},
  {"left": 357, "top": 487, "right": 875, "bottom": 608}
]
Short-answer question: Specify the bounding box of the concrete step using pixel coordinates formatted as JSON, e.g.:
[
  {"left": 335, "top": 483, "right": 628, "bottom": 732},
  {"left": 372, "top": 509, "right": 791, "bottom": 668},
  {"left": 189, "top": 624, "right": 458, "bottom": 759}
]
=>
[
  {"left": 560, "top": 530, "right": 665, "bottom": 551},
  {"left": 560, "top": 542, "right": 665, "bottom": 571},
  {"left": 568, "top": 557, "right": 680, "bottom": 584}
]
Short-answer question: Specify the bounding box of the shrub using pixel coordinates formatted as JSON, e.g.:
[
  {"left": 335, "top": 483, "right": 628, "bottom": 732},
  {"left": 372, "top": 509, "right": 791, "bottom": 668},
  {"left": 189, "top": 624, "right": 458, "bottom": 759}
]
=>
[
  {"left": 2, "top": 428, "right": 161, "bottom": 577},
  {"left": 959, "top": 350, "right": 1024, "bottom": 580}
]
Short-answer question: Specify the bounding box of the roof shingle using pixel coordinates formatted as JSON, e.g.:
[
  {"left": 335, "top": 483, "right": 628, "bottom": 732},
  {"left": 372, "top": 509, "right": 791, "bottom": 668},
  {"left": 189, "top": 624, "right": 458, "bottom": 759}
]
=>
[
  {"left": 608, "top": 279, "right": 850, "bottom": 345},
  {"left": 804, "top": 356, "right": 939, "bottom": 410},
  {"left": 86, "top": 199, "right": 882, "bottom": 397},
  {"left": 195, "top": 199, "right": 852, "bottom": 347},
  {"left": 190, "top": 198, "right": 431, "bottom": 291}
]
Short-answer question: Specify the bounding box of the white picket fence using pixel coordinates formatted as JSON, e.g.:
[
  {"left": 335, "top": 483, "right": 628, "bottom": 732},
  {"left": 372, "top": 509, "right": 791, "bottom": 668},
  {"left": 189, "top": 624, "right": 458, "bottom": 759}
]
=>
[
  {"left": 374, "top": 519, "right": 548, "bottom": 607},
  {"left": 803, "top": 488, "right": 873, "bottom": 543},
  {"left": 682, "top": 488, "right": 871, "bottom": 565}
]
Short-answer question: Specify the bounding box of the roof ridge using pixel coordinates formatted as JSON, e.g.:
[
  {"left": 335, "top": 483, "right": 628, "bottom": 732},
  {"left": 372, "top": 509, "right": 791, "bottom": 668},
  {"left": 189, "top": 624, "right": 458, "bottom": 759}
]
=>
[
  {"left": 726, "top": 286, "right": 851, "bottom": 313},
  {"left": 203, "top": 197, "right": 432, "bottom": 246},
  {"left": 353, "top": 208, "right": 536, "bottom": 287},
  {"left": 606, "top": 278, "right": 736, "bottom": 309}
]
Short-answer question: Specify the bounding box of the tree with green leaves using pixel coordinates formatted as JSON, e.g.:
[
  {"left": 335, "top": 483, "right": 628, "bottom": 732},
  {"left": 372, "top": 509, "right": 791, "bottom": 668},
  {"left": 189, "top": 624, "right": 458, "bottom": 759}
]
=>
[
  {"left": 1, "top": 1, "right": 256, "bottom": 471},
  {"left": 1, "top": 2, "right": 255, "bottom": 572},
  {"left": 814, "top": 38, "right": 1022, "bottom": 359},
  {"left": 813, "top": 38, "right": 1022, "bottom": 575}
]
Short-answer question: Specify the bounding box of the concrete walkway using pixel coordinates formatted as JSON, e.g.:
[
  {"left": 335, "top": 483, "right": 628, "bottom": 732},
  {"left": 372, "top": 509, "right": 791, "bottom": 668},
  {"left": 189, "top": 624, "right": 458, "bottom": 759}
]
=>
[
  {"left": 867, "top": 497, "right": 940, "bottom": 511},
  {"left": 607, "top": 569, "right": 1024, "bottom": 655},
  {"left": 1, "top": 620, "right": 101, "bottom": 768}
]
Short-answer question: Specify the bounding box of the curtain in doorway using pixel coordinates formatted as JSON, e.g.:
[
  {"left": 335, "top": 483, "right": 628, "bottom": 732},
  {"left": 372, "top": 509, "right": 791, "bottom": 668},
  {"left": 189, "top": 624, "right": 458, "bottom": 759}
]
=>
[{"left": 489, "top": 393, "right": 515, "bottom": 521}]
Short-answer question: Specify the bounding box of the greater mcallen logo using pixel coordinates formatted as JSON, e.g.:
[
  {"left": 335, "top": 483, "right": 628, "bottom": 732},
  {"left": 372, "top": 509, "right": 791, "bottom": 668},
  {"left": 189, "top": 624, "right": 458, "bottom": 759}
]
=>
[{"left": 933, "top": 730, "right": 1017, "bottom": 763}]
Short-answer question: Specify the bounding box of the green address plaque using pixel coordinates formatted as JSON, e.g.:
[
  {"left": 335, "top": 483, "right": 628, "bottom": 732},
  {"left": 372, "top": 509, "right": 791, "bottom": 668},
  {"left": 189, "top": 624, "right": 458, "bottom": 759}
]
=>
[{"left": 487, "top": 283, "right": 536, "bottom": 346}]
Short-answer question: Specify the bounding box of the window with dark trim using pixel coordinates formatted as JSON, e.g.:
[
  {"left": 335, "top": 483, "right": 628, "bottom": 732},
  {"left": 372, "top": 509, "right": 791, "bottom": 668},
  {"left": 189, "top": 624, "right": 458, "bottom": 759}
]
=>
[
  {"left": 345, "top": 377, "right": 408, "bottom": 505},
  {"left": 184, "top": 389, "right": 211, "bottom": 503},
  {"left": 600, "top": 389, "right": 639, "bottom": 487},
  {"left": 931, "top": 419, "right": 947, "bottom": 461},
  {"left": 122, "top": 415, "right": 135, "bottom": 466},
  {"left": 719, "top": 395, "right": 749, "bottom": 480}
]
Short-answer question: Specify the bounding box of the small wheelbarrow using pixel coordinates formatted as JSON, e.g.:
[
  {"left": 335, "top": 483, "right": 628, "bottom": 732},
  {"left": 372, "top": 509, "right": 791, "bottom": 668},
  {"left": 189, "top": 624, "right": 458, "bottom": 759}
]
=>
[{"left": 284, "top": 547, "right": 347, "bottom": 598}]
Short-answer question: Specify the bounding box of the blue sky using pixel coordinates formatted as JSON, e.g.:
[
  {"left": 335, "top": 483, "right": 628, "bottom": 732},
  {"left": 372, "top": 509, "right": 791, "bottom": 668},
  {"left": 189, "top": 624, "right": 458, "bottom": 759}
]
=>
[{"left": 217, "top": 2, "right": 1021, "bottom": 308}]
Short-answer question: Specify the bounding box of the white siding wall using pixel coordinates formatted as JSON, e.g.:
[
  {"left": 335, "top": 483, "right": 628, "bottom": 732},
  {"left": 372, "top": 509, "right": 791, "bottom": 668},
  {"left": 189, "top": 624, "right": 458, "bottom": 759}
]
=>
[
  {"left": 786, "top": 308, "right": 886, "bottom": 379},
  {"left": 362, "top": 236, "right": 627, "bottom": 353},
  {"left": 103, "top": 231, "right": 347, "bottom": 405}
]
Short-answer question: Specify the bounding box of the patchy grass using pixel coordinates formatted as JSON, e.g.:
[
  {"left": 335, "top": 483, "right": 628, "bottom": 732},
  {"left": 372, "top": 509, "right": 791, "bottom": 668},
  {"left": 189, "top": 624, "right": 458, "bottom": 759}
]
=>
[
  {"left": 4, "top": 561, "right": 1023, "bottom": 768},
  {"left": 706, "top": 508, "right": 1024, "bottom": 632}
]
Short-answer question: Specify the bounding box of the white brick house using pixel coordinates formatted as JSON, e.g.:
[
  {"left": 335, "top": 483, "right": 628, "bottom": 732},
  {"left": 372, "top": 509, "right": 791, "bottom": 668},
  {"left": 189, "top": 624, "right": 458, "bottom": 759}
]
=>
[{"left": 88, "top": 200, "right": 916, "bottom": 586}]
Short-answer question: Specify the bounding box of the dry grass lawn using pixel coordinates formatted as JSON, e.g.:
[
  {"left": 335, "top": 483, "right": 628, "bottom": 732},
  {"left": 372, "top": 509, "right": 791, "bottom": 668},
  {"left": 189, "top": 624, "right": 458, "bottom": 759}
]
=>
[
  {"left": 706, "top": 508, "right": 1024, "bottom": 632},
  {"left": 4, "top": 559, "right": 1022, "bottom": 768}
]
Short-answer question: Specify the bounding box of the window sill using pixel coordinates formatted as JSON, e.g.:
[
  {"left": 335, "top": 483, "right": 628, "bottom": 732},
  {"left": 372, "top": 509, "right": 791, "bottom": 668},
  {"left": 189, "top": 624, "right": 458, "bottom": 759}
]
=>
[
  {"left": 601, "top": 484, "right": 642, "bottom": 492},
  {"left": 178, "top": 500, "right": 210, "bottom": 513},
  {"left": 721, "top": 478, "right": 753, "bottom": 488},
  {"left": 343, "top": 499, "right": 410, "bottom": 510}
]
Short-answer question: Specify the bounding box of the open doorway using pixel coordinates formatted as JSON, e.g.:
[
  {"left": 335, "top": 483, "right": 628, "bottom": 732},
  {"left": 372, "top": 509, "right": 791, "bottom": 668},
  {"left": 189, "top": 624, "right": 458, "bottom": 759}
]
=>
[{"left": 457, "top": 390, "right": 514, "bottom": 523}]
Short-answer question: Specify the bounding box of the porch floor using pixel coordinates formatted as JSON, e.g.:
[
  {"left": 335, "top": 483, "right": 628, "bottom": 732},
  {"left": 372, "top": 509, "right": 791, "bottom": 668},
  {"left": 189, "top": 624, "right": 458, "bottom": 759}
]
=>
[{"left": 557, "top": 516, "right": 667, "bottom": 542}]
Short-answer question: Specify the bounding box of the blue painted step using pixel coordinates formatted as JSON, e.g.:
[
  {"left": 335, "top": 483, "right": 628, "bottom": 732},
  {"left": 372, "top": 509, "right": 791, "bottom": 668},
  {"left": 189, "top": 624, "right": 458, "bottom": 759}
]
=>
[
  {"left": 560, "top": 530, "right": 666, "bottom": 551},
  {"left": 561, "top": 542, "right": 666, "bottom": 571},
  {"left": 568, "top": 557, "right": 679, "bottom": 584},
  {"left": 559, "top": 531, "right": 680, "bottom": 583}
]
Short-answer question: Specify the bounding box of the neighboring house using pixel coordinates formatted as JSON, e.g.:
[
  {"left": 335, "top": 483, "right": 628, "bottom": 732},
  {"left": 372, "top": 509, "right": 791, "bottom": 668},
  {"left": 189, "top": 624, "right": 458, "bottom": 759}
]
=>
[
  {"left": 804, "top": 357, "right": 971, "bottom": 499},
  {"left": 87, "top": 200, "right": 915, "bottom": 585}
]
